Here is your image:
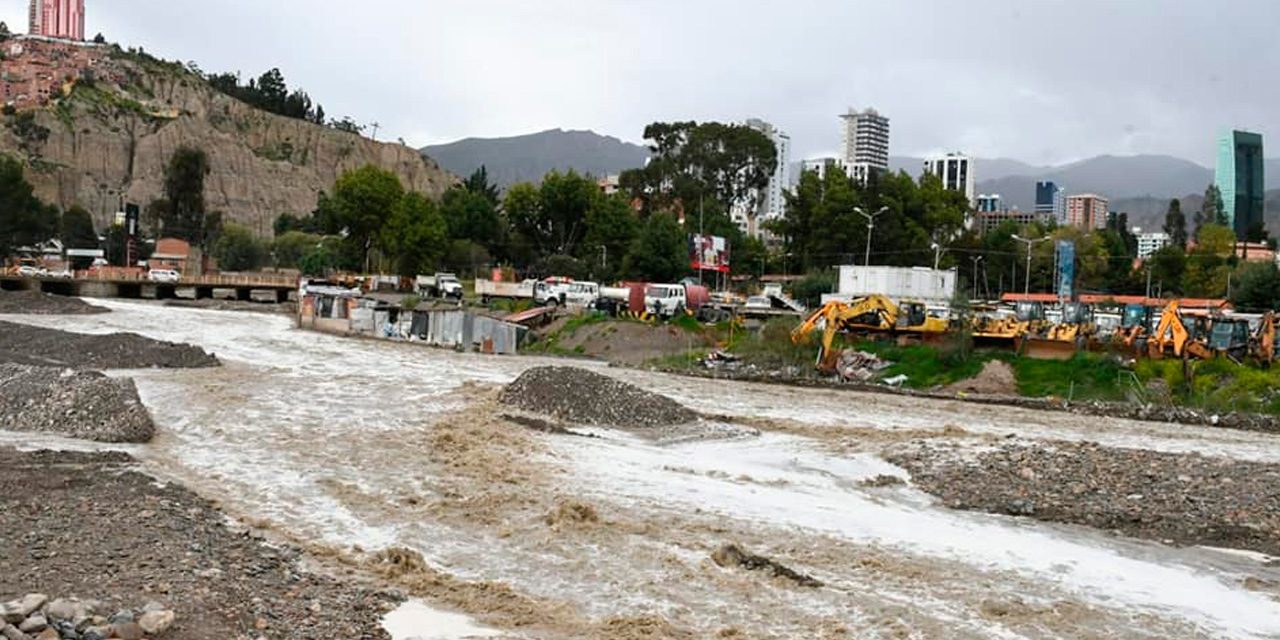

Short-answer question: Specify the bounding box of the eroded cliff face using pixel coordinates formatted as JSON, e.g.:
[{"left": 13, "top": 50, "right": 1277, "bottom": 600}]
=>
[{"left": 1, "top": 51, "right": 454, "bottom": 235}]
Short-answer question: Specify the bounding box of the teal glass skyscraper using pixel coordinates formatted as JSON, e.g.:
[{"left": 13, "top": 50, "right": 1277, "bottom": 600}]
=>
[{"left": 1215, "top": 130, "right": 1265, "bottom": 240}]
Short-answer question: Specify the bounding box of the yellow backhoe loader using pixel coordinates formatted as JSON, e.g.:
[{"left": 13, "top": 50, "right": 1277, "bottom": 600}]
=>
[
  {"left": 972, "top": 301, "right": 1049, "bottom": 351},
  {"left": 1147, "top": 302, "right": 1212, "bottom": 360},
  {"left": 1020, "top": 302, "right": 1097, "bottom": 360},
  {"left": 1251, "top": 311, "right": 1278, "bottom": 368}
]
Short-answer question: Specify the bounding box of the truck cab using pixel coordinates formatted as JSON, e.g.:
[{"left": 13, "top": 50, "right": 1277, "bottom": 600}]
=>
[
  {"left": 645, "top": 284, "right": 686, "bottom": 318},
  {"left": 416, "top": 273, "right": 464, "bottom": 299},
  {"left": 564, "top": 281, "right": 600, "bottom": 308}
]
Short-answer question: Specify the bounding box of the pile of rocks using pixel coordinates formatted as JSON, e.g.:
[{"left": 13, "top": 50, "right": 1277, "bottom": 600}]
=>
[
  {"left": 888, "top": 440, "right": 1280, "bottom": 555},
  {"left": 0, "top": 290, "right": 108, "bottom": 316},
  {"left": 0, "top": 595, "right": 176, "bottom": 640},
  {"left": 501, "top": 366, "right": 698, "bottom": 428},
  {"left": 0, "top": 322, "right": 218, "bottom": 370},
  {"left": 0, "top": 364, "right": 154, "bottom": 443}
]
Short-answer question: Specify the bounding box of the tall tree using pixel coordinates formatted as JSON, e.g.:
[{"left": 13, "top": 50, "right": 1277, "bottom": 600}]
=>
[
  {"left": 211, "top": 222, "right": 267, "bottom": 271},
  {"left": 1162, "top": 199, "right": 1187, "bottom": 250},
  {"left": 463, "top": 166, "right": 500, "bottom": 206},
  {"left": 381, "top": 191, "right": 448, "bottom": 276},
  {"left": 330, "top": 165, "right": 405, "bottom": 271},
  {"left": 60, "top": 205, "right": 97, "bottom": 249},
  {"left": 580, "top": 193, "right": 638, "bottom": 279},
  {"left": 157, "top": 147, "right": 213, "bottom": 247},
  {"left": 441, "top": 185, "right": 502, "bottom": 253},
  {"left": 620, "top": 121, "right": 777, "bottom": 218},
  {"left": 0, "top": 155, "right": 54, "bottom": 257},
  {"left": 622, "top": 212, "right": 687, "bottom": 282},
  {"left": 1205, "top": 183, "right": 1227, "bottom": 227},
  {"left": 504, "top": 170, "right": 597, "bottom": 257}
]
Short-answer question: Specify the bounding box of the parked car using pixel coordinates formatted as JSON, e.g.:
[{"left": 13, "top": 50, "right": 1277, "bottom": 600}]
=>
[
  {"left": 148, "top": 269, "right": 181, "bottom": 283},
  {"left": 16, "top": 265, "right": 42, "bottom": 277},
  {"left": 48, "top": 268, "right": 73, "bottom": 279}
]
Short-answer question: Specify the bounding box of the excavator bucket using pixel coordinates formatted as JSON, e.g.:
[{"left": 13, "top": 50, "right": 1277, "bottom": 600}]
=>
[{"left": 1019, "top": 336, "right": 1080, "bottom": 360}]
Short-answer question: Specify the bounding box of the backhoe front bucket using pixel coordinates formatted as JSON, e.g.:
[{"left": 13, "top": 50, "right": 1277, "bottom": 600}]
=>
[{"left": 1018, "top": 336, "right": 1080, "bottom": 360}]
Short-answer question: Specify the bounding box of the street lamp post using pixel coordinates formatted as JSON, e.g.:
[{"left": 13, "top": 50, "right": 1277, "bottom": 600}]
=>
[
  {"left": 854, "top": 206, "right": 889, "bottom": 266},
  {"left": 1011, "top": 234, "right": 1052, "bottom": 295}
]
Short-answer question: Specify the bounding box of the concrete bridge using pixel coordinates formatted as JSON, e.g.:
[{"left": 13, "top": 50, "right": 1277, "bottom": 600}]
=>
[{"left": 0, "top": 273, "right": 298, "bottom": 303}]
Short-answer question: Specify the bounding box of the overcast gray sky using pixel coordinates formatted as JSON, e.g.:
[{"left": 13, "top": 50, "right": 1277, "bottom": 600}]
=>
[{"left": 5, "top": 0, "right": 1277, "bottom": 165}]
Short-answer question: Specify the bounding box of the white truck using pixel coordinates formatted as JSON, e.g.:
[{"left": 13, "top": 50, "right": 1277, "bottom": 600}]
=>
[
  {"left": 416, "top": 273, "right": 464, "bottom": 300},
  {"left": 475, "top": 278, "right": 537, "bottom": 303}
]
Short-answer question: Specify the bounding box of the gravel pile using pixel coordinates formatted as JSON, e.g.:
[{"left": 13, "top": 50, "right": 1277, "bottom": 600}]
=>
[
  {"left": 0, "top": 364, "right": 154, "bottom": 443},
  {"left": 500, "top": 366, "right": 698, "bottom": 428},
  {"left": 0, "top": 290, "right": 108, "bottom": 316},
  {"left": 888, "top": 440, "right": 1280, "bottom": 555},
  {"left": 943, "top": 360, "right": 1018, "bottom": 396},
  {"left": 1, "top": 594, "right": 177, "bottom": 639},
  {"left": 0, "top": 449, "right": 395, "bottom": 639},
  {"left": 0, "top": 321, "right": 218, "bottom": 370}
]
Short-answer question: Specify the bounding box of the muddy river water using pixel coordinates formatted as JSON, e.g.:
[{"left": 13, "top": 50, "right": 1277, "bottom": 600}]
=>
[{"left": 4, "top": 299, "right": 1280, "bottom": 639}]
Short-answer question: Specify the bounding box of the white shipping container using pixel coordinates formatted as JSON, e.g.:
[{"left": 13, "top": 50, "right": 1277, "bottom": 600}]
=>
[{"left": 826, "top": 266, "right": 956, "bottom": 305}]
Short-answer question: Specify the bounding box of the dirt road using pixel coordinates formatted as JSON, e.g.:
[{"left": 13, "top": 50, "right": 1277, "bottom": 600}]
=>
[{"left": 3, "top": 300, "right": 1280, "bottom": 639}]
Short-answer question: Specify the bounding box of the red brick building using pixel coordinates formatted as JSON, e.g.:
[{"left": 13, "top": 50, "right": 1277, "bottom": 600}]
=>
[{"left": 1, "top": 36, "right": 112, "bottom": 109}]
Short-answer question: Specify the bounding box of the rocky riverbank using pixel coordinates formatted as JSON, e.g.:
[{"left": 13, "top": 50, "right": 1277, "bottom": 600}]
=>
[
  {"left": 0, "top": 321, "right": 218, "bottom": 370},
  {"left": 0, "top": 290, "right": 108, "bottom": 316},
  {"left": 0, "top": 364, "right": 154, "bottom": 443},
  {"left": 887, "top": 439, "right": 1280, "bottom": 556},
  {"left": 1, "top": 594, "right": 177, "bottom": 639},
  {"left": 0, "top": 449, "right": 395, "bottom": 640}
]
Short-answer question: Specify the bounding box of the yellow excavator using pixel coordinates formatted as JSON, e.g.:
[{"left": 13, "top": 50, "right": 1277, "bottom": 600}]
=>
[
  {"left": 1253, "top": 311, "right": 1279, "bottom": 368},
  {"left": 972, "top": 301, "right": 1049, "bottom": 350},
  {"left": 791, "top": 295, "right": 948, "bottom": 371},
  {"left": 1147, "top": 302, "right": 1212, "bottom": 360},
  {"left": 1020, "top": 302, "right": 1097, "bottom": 360}
]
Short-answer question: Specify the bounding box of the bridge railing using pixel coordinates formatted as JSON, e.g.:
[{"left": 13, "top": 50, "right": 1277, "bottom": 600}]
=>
[{"left": 72, "top": 271, "right": 297, "bottom": 288}]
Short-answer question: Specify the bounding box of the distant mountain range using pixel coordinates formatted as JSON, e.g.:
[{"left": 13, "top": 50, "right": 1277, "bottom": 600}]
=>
[
  {"left": 420, "top": 128, "right": 649, "bottom": 187},
  {"left": 420, "top": 128, "right": 1280, "bottom": 233}
]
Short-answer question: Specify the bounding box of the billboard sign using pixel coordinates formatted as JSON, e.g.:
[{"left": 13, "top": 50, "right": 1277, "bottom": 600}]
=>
[
  {"left": 689, "top": 234, "right": 730, "bottom": 273},
  {"left": 1056, "top": 240, "right": 1075, "bottom": 300}
]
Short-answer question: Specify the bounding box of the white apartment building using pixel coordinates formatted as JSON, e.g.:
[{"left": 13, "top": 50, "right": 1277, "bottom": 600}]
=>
[
  {"left": 801, "top": 157, "right": 848, "bottom": 180},
  {"left": 1136, "top": 231, "right": 1170, "bottom": 259},
  {"left": 923, "top": 153, "right": 977, "bottom": 208},
  {"left": 739, "top": 118, "right": 791, "bottom": 240},
  {"left": 840, "top": 107, "right": 889, "bottom": 184}
]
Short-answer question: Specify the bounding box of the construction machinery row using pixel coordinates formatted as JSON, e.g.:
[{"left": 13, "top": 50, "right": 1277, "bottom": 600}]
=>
[{"left": 792, "top": 294, "right": 1280, "bottom": 372}]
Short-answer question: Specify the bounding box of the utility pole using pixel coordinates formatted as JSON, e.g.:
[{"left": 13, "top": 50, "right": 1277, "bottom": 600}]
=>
[
  {"left": 1145, "top": 267, "right": 1153, "bottom": 300},
  {"left": 970, "top": 255, "right": 984, "bottom": 299},
  {"left": 369, "top": 122, "right": 380, "bottom": 141},
  {"left": 931, "top": 242, "right": 945, "bottom": 270},
  {"left": 854, "top": 206, "right": 889, "bottom": 266},
  {"left": 1012, "top": 234, "right": 1051, "bottom": 295}
]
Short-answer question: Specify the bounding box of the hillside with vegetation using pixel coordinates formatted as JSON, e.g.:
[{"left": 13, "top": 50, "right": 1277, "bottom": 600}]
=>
[{"left": 0, "top": 42, "right": 455, "bottom": 236}]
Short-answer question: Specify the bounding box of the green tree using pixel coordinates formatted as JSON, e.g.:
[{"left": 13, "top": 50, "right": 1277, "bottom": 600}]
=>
[
  {"left": 1183, "top": 224, "right": 1234, "bottom": 297},
  {"left": 623, "top": 212, "right": 687, "bottom": 282},
  {"left": 1231, "top": 262, "right": 1280, "bottom": 311},
  {"left": 330, "top": 165, "right": 405, "bottom": 271},
  {"left": 59, "top": 205, "right": 97, "bottom": 268},
  {"left": 297, "top": 237, "right": 342, "bottom": 276},
  {"left": 211, "top": 222, "right": 267, "bottom": 271},
  {"left": 504, "top": 170, "right": 597, "bottom": 257},
  {"left": 0, "top": 155, "right": 55, "bottom": 257},
  {"left": 273, "top": 212, "right": 320, "bottom": 236},
  {"left": 1163, "top": 198, "right": 1187, "bottom": 250},
  {"left": 156, "top": 147, "right": 213, "bottom": 247},
  {"left": 381, "top": 191, "right": 448, "bottom": 275},
  {"left": 580, "top": 192, "right": 638, "bottom": 279},
  {"left": 462, "top": 166, "right": 500, "bottom": 206},
  {"left": 441, "top": 185, "right": 501, "bottom": 250},
  {"left": 620, "top": 121, "right": 777, "bottom": 218},
  {"left": 271, "top": 231, "right": 324, "bottom": 269},
  {"left": 1149, "top": 246, "right": 1187, "bottom": 296}
]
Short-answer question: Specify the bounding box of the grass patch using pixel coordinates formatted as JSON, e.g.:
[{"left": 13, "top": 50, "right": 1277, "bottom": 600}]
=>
[
  {"left": 1015, "top": 354, "right": 1130, "bottom": 402},
  {"left": 1136, "top": 358, "right": 1280, "bottom": 414},
  {"left": 855, "top": 340, "right": 996, "bottom": 389},
  {"left": 727, "top": 318, "right": 818, "bottom": 372}
]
